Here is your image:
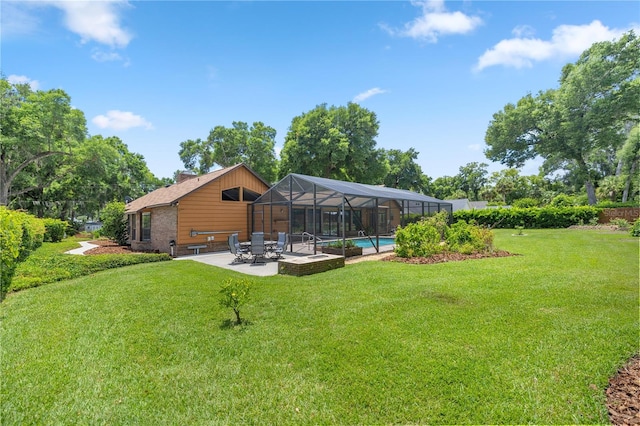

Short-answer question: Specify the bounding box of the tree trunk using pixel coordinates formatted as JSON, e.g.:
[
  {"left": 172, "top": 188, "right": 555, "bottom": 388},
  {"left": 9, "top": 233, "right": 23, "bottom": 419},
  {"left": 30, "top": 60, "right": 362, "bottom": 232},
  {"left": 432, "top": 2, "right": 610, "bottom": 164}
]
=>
[
  {"left": 585, "top": 180, "right": 598, "bottom": 205},
  {"left": 622, "top": 161, "right": 637, "bottom": 203},
  {"left": 0, "top": 158, "right": 8, "bottom": 206}
]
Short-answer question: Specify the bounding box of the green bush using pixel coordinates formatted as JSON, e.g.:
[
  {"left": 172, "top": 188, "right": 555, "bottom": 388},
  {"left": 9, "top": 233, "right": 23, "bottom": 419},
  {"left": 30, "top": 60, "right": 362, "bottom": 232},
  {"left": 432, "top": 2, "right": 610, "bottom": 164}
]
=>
[
  {"left": 630, "top": 218, "right": 640, "bottom": 237},
  {"left": 43, "top": 218, "right": 68, "bottom": 242},
  {"left": 0, "top": 207, "right": 23, "bottom": 300},
  {"left": 446, "top": 220, "right": 494, "bottom": 254},
  {"left": 549, "top": 194, "right": 578, "bottom": 207},
  {"left": 0, "top": 208, "right": 48, "bottom": 300},
  {"left": 11, "top": 252, "right": 172, "bottom": 293},
  {"left": 395, "top": 213, "right": 448, "bottom": 258},
  {"left": 100, "top": 201, "right": 128, "bottom": 246},
  {"left": 453, "top": 206, "right": 600, "bottom": 229},
  {"left": 512, "top": 198, "right": 539, "bottom": 208},
  {"left": 609, "top": 218, "right": 630, "bottom": 230},
  {"left": 395, "top": 213, "right": 493, "bottom": 259},
  {"left": 326, "top": 239, "right": 357, "bottom": 249},
  {"left": 15, "top": 211, "right": 45, "bottom": 261}
]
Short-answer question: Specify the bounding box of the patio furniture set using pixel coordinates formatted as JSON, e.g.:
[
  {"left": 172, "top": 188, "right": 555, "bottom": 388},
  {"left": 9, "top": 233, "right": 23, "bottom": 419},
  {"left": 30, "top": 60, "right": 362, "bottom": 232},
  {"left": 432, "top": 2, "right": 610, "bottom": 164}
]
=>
[{"left": 228, "top": 232, "right": 288, "bottom": 264}]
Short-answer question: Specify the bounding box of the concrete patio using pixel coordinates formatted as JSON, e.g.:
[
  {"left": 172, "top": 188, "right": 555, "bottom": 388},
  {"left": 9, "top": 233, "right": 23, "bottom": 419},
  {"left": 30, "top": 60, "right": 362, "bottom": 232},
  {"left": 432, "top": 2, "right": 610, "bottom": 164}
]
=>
[{"left": 175, "top": 242, "right": 395, "bottom": 276}]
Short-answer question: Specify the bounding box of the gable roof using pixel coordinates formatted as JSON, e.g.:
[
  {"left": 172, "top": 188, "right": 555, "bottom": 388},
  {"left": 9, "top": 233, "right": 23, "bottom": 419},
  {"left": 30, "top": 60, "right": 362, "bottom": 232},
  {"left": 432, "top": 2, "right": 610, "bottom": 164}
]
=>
[{"left": 125, "top": 163, "right": 268, "bottom": 213}]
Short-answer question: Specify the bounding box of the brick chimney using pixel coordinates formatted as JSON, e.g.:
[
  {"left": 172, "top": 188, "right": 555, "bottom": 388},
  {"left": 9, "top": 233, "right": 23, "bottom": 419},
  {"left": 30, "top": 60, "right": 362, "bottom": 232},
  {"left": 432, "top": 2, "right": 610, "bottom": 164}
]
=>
[{"left": 177, "top": 171, "right": 197, "bottom": 184}]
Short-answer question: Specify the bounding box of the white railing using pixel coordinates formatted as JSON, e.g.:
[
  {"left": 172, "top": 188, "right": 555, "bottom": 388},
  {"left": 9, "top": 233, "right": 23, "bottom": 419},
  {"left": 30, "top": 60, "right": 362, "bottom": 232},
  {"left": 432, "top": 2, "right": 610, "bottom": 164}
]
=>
[{"left": 301, "top": 232, "right": 322, "bottom": 248}]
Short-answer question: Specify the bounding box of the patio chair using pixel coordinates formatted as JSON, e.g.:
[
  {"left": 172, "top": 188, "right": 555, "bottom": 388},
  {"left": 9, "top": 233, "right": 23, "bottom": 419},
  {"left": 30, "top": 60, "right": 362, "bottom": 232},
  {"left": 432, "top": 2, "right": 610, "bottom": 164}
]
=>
[
  {"left": 229, "top": 233, "right": 249, "bottom": 263},
  {"left": 271, "top": 232, "right": 287, "bottom": 260},
  {"left": 250, "top": 232, "right": 265, "bottom": 264}
]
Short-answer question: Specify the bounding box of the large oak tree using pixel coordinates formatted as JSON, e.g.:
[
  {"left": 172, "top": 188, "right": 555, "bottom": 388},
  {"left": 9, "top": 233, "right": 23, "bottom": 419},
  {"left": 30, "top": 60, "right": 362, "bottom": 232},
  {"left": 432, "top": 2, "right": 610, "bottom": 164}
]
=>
[
  {"left": 485, "top": 31, "right": 639, "bottom": 205},
  {"left": 0, "top": 79, "right": 87, "bottom": 207},
  {"left": 279, "top": 103, "right": 388, "bottom": 184}
]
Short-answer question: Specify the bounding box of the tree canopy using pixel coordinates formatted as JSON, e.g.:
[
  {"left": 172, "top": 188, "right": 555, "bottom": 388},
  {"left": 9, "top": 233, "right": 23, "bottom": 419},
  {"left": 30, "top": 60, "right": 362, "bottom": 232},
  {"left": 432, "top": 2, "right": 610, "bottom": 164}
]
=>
[
  {"left": 279, "top": 103, "right": 388, "bottom": 184},
  {"left": 178, "top": 121, "right": 278, "bottom": 183},
  {"left": 0, "top": 78, "right": 87, "bottom": 207},
  {"left": 1, "top": 77, "right": 164, "bottom": 220},
  {"left": 484, "top": 31, "right": 639, "bottom": 204}
]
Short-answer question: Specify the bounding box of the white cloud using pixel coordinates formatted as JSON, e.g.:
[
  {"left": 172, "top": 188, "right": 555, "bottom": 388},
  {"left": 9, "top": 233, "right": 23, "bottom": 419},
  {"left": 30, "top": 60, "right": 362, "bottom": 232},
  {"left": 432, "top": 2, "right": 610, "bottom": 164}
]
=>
[
  {"left": 92, "top": 110, "right": 153, "bottom": 131},
  {"left": 1, "top": 1, "right": 132, "bottom": 54},
  {"left": 7, "top": 75, "right": 40, "bottom": 90},
  {"left": 511, "top": 25, "right": 535, "bottom": 38},
  {"left": 467, "top": 143, "right": 482, "bottom": 152},
  {"left": 54, "top": 0, "right": 133, "bottom": 48},
  {"left": 353, "top": 87, "right": 388, "bottom": 103},
  {"left": 474, "top": 20, "right": 635, "bottom": 71},
  {"left": 382, "top": 0, "right": 483, "bottom": 43},
  {"left": 91, "top": 49, "right": 123, "bottom": 62}
]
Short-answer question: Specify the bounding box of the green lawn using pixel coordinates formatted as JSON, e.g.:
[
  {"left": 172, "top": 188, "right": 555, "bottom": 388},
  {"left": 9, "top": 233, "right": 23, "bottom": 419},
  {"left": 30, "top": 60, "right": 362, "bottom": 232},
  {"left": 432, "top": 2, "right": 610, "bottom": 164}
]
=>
[{"left": 1, "top": 229, "right": 637, "bottom": 424}]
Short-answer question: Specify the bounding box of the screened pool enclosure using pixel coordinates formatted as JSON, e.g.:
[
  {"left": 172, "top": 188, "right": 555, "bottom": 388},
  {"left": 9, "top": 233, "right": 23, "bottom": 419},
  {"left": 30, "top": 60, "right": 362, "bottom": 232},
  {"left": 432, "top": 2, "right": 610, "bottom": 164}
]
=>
[{"left": 250, "top": 174, "right": 453, "bottom": 254}]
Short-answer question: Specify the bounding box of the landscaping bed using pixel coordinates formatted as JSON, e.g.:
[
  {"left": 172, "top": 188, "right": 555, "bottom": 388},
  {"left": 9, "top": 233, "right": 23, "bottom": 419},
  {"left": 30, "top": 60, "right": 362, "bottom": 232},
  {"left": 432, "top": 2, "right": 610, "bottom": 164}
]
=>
[
  {"left": 381, "top": 250, "right": 515, "bottom": 264},
  {"left": 84, "top": 239, "right": 136, "bottom": 255}
]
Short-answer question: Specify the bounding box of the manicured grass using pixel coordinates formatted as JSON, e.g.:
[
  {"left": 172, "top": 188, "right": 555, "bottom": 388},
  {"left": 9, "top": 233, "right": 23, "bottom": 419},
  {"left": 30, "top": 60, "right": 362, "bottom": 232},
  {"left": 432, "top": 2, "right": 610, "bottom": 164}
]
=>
[
  {"left": 1, "top": 229, "right": 637, "bottom": 424},
  {"left": 10, "top": 238, "right": 171, "bottom": 292}
]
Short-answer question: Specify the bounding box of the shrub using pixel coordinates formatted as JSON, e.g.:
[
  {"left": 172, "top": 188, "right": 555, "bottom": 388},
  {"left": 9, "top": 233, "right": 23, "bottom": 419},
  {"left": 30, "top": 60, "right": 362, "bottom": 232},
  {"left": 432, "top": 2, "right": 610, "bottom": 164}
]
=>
[
  {"left": 100, "top": 201, "right": 128, "bottom": 246},
  {"left": 219, "top": 278, "right": 252, "bottom": 325},
  {"left": 326, "top": 239, "right": 357, "bottom": 249},
  {"left": 11, "top": 252, "right": 172, "bottom": 293},
  {"left": 609, "top": 218, "right": 630, "bottom": 230},
  {"left": 446, "top": 220, "right": 494, "bottom": 254},
  {"left": 14, "top": 211, "right": 45, "bottom": 261},
  {"left": 630, "top": 218, "right": 640, "bottom": 237},
  {"left": 395, "top": 219, "right": 444, "bottom": 258},
  {"left": 395, "top": 214, "right": 493, "bottom": 259},
  {"left": 549, "top": 194, "right": 578, "bottom": 207},
  {"left": 0, "top": 207, "right": 23, "bottom": 300},
  {"left": 512, "top": 198, "right": 539, "bottom": 208},
  {"left": 453, "top": 206, "right": 599, "bottom": 229},
  {"left": 43, "top": 218, "right": 68, "bottom": 242}
]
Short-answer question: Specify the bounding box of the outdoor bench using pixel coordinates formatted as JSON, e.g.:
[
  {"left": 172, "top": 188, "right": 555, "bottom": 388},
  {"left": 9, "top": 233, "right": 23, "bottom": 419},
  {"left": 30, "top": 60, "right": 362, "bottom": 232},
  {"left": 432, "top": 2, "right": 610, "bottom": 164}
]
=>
[{"left": 187, "top": 244, "right": 207, "bottom": 254}]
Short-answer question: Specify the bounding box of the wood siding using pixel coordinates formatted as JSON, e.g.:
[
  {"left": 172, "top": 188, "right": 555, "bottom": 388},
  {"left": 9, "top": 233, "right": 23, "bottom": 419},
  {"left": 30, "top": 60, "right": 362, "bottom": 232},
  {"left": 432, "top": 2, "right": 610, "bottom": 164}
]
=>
[{"left": 176, "top": 167, "right": 269, "bottom": 247}]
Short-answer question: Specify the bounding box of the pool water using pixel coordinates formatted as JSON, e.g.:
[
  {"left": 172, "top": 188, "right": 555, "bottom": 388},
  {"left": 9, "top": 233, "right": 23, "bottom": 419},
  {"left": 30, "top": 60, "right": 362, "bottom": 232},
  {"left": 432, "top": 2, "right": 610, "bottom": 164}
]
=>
[
  {"left": 322, "top": 237, "right": 396, "bottom": 249},
  {"left": 352, "top": 237, "right": 395, "bottom": 248}
]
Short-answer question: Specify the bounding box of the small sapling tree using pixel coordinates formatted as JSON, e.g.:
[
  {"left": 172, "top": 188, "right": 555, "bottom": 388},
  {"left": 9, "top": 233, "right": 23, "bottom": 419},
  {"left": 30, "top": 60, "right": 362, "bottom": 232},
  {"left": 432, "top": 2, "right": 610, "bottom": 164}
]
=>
[{"left": 219, "top": 278, "right": 252, "bottom": 325}]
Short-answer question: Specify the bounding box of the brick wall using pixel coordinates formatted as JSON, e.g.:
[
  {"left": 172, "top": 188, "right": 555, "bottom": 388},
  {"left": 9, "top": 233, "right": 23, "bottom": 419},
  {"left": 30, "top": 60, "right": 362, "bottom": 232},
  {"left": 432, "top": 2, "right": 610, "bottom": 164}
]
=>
[{"left": 130, "top": 206, "right": 178, "bottom": 254}]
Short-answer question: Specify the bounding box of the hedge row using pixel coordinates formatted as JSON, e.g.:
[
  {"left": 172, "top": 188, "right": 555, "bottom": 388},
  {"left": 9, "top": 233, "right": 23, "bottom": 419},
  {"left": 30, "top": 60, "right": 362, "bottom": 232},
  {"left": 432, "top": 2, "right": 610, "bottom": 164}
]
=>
[
  {"left": 11, "top": 252, "right": 172, "bottom": 293},
  {"left": 0, "top": 207, "right": 46, "bottom": 300},
  {"left": 452, "top": 206, "right": 600, "bottom": 229}
]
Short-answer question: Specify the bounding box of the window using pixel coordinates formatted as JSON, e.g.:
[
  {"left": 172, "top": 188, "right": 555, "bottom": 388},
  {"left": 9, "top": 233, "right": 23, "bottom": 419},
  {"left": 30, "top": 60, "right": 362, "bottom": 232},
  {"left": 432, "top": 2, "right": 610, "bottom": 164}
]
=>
[
  {"left": 243, "top": 188, "right": 260, "bottom": 202},
  {"left": 141, "top": 212, "right": 151, "bottom": 241},
  {"left": 129, "top": 214, "right": 137, "bottom": 241},
  {"left": 222, "top": 187, "right": 240, "bottom": 201}
]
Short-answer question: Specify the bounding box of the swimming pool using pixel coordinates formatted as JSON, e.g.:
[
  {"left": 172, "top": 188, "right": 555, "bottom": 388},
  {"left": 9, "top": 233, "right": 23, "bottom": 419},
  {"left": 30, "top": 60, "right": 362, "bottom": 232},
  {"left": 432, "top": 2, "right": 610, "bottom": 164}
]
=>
[{"left": 323, "top": 237, "right": 395, "bottom": 248}]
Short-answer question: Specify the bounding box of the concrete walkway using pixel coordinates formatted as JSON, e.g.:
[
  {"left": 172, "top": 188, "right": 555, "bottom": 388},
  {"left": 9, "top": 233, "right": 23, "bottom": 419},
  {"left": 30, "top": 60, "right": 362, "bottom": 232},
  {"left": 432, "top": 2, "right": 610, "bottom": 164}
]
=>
[{"left": 65, "top": 241, "right": 99, "bottom": 255}]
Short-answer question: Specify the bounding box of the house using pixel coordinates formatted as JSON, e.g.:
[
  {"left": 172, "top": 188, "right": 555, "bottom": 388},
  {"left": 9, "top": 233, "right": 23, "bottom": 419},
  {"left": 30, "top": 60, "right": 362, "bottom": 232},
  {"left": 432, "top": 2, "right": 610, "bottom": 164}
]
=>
[
  {"left": 125, "top": 163, "right": 270, "bottom": 256},
  {"left": 84, "top": 221, "right": 103, "bottom": 232}
]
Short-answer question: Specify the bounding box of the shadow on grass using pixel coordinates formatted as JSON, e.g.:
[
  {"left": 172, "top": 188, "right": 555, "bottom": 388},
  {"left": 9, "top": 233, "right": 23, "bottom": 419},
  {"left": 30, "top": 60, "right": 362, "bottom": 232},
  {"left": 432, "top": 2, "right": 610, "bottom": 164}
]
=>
[{"left": 219, "top": 318, "right": 253, "bottom": 330}]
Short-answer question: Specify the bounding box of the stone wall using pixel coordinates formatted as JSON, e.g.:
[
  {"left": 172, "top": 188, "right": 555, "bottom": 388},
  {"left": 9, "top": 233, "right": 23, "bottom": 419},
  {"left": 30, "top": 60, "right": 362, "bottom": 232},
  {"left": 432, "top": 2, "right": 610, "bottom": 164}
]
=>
[{"left": 278, "top": 254, "right": 344, "bottom": 276}]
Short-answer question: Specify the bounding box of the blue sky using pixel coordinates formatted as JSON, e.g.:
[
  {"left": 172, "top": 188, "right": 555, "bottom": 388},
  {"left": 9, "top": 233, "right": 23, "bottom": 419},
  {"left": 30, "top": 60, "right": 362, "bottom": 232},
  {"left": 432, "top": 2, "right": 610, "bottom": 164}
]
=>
[{"left": 3, "top": 1, "right": 638, "bottom": 181}]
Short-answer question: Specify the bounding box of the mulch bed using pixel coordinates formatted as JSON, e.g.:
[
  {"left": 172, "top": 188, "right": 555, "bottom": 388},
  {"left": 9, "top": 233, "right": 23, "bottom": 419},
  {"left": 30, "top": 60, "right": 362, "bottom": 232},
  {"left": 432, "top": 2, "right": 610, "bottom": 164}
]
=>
[
  {"left": 84, "top": 240, "right": 135, "bottom": 255},
  {"left": 607, "top": 356, "right": 640, "bottom": 425},
  {"left": 381, "top": 250, "right": 515, "bottom": 264}
]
